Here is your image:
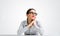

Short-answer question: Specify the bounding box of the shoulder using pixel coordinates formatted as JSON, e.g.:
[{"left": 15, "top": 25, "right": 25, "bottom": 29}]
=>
[
  {"left": 21, "top": 20, "right": 27, "bottom": 24},
  {"left": 20, "top": 20, "right": 27, "bottom": 25},
  {"left": 36, "top": 20, "right": 41, "bottom": 27},
  {"left": 21, "top": 20, "right": 26, "bottom": 23}
]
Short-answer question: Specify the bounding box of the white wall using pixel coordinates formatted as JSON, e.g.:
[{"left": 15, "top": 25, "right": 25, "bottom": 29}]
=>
[{"left": 0, "top": 0, "right": 60, "bottom": 36}]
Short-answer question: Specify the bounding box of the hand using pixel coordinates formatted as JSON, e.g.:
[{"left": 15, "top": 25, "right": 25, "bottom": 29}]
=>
[
  {"left": 27, "top": 20, "right": 35, "bottom": 28},
  {"left": 33, "top": 20, "right": 40, "bottom": 29}
]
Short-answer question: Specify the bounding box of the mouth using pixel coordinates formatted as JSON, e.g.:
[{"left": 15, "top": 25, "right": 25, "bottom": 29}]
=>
[
  {"left": 32, "top": 16, "right": 36, "bottom": 18},
  {"left": 32, "top": 16, "right": 35, "bottom": 17}
]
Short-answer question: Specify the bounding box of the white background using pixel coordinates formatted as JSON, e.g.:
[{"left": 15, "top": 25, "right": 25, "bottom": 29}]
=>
[{"left": 0, "top": 0, "right": 60, "bottom": 36}]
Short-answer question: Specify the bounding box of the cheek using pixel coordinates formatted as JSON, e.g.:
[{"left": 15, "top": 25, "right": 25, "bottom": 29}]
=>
[{"left": 28, "top": 15, "right": 32, "bottom": 18}]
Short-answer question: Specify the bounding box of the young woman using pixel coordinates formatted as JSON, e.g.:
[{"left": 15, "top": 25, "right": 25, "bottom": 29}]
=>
[{"left": 17, "top": 8, "right": 44, "bottom": 36}]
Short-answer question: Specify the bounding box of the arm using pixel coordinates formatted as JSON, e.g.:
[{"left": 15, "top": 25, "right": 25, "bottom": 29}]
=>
[
  {"left": 34, "top": 21, "right": 44, "bottom": 36},
  {"left": 17, "top": 22, "right": 29, "bottom": 36},
  {"left": 17, "top": 21, "right": 34, "bottom": 36}
]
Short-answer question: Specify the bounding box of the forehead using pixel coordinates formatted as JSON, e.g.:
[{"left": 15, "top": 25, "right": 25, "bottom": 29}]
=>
[{"left": 29, "top": 10, "right": 36, "bottom": 13}]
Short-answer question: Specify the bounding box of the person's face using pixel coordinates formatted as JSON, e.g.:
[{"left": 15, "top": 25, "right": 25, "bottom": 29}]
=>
[{"left": 27, "top": 10, "right": 37, "bottom": 20}]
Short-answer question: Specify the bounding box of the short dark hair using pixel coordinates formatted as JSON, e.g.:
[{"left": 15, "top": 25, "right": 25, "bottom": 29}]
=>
[{"left": 26, "top": 8, "right": 36, "bottom": 14}]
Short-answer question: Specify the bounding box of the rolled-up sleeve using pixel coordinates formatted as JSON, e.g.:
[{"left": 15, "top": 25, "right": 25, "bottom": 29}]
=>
[{"left": 17, "top": 22, "right": 29, "bottom": 36}]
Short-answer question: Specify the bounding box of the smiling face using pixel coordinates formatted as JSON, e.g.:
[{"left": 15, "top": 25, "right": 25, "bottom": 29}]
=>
[{"left": 26, "top": 9, "right": 37, "bottom": 20}]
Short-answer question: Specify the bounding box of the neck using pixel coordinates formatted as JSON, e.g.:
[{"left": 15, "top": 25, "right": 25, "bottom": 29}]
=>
[{"left": 27, "top": 18, "right": 32, "bottom": 24}]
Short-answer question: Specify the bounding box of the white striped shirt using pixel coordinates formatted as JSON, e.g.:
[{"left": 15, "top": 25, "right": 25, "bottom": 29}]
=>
[{"left": 17, "top": 20, "right": 44, "bottom": 36}]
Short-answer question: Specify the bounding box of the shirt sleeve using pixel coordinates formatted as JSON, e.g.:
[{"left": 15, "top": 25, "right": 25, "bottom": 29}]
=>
[
  {"left": 35, "top": 21, "right": 44, "bottom": 36},
  {"left": 17, "top": 21, "right": 29, "bottom": 36}
]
